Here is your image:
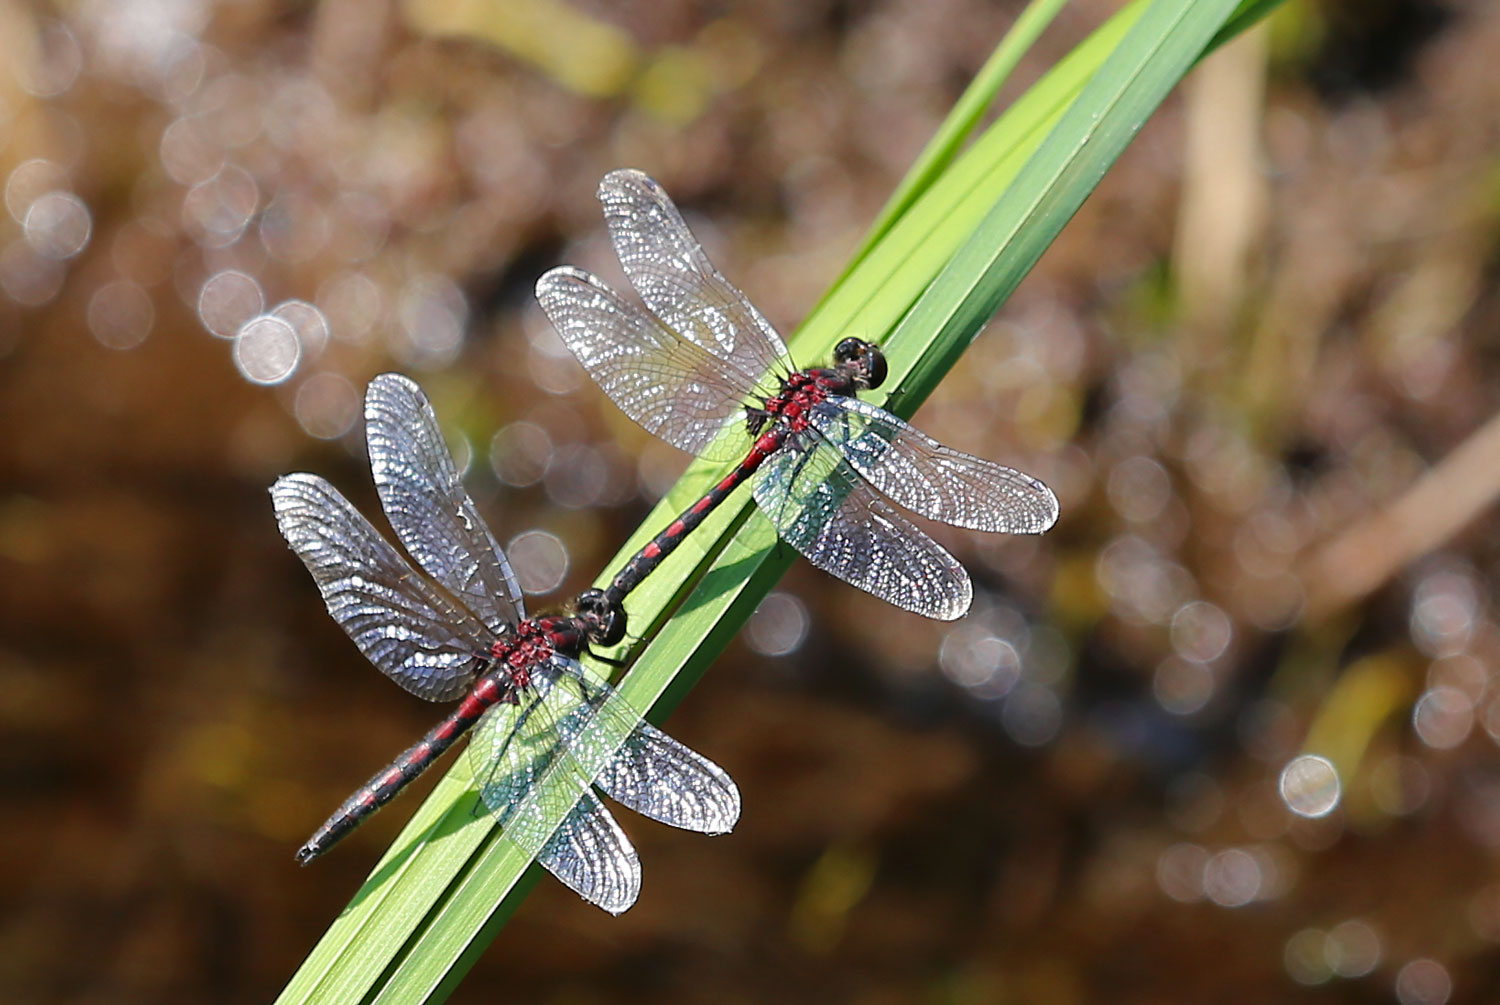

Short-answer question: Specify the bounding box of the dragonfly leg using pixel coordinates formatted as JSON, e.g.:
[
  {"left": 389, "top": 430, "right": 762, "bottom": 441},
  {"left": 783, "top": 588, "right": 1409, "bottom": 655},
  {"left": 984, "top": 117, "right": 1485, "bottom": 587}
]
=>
[
  {"left": 765, "top": 430, "right": 823, "bottom": 531},
  {"left": 586, "top": 648, "right": 629, "bottom": 669}
]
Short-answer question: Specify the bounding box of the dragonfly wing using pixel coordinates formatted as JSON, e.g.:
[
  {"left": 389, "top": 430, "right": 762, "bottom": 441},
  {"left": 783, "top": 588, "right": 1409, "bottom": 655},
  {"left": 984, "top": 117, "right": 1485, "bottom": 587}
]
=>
[
  {"left": 364, "top": 373, "right": 526, "bottom": 634},
  {"left": 810, "top": 398, "right": 1059, "bottom": 533},
  {"left": 467, "top": 690, "right": 553, "bottom": 827},
  {"left": 468, "top": 671, "right": 643, "bottom": 914},
  {"left": 535, "top": 789, "right": 641, "bottom": 915},
  {"left": 752, "top": 438, "right": 974, "bottom": 620},
  {"left": 537, "top": 266, "right": 754, "bottom": 461},
  {"left": 598, "top": 169, "right": 792, "bottom": 396},
  {"left": 549, "top": 660, "right": 740, "bottom": 835},
  {"left": 270, "top": 473, "right": 487, "bottom": 701}
]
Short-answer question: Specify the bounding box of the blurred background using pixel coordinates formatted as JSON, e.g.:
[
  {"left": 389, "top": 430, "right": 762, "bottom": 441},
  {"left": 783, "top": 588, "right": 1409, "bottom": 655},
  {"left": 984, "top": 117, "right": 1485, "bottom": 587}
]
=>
[{"left": 2, "top": 0, "right": 1498, "bottom": 1001}]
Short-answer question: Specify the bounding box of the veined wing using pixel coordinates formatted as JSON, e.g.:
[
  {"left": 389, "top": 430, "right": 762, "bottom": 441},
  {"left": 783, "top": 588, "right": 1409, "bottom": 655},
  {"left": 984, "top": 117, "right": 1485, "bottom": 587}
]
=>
[
  {"left": 598, "top": 169, "right": 792, "bottom": 397},
  {"left": 546, "top": 658, "right": 740, "bottom": 835},
  {"left": 365, "top": 373, "right": 526, "bottom": 635},
  {"left": 271, "top": 473, "right": 488, "bottom": 701},
  {"left": 537, "top": 266, "right": 756, "bottom": 461},
  {"left": 536, "top": 791, "right": 640, "bottom": 916},
  {"left": 752, "top": 437, "right": 973, "bottom": 621},
  {"left": 810, "top": 397, "right": 1059, "bottom": 533},
  {"left": 467, "top": 672, "right": 641, "bottom": 913}
]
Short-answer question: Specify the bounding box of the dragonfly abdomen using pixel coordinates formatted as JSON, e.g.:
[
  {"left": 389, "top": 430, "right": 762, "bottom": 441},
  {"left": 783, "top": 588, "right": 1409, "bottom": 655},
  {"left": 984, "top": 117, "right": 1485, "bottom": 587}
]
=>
[
  {"left": 605, "top": 428, "right": 785, "bottom": 606},
  {"left": 294, "top": 680, "right": 507, "bottom": 864}
]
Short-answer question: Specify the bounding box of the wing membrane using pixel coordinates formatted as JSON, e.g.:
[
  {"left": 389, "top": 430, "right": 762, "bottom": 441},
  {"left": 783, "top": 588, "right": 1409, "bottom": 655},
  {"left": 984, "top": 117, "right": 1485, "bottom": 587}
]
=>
[
  {"left": 537, "top": 266, "right": 755, "bottom": 460},
  {"left": 753, "top": 439, "right": 973, "bottom": 621},
  {"left": 549, "top": 660, "right": 740, "bottom": 835},
  {"left": 365, "top": 373, "right": 526, "bottom": 635},
  {"left": 535, "top": 789, "right": 640, "bottom": 915},
  {"left": 468, "top": 672, "right": 642, "bottom": 913},
  {"left": 468, "top": 656, "right": 738, "bottom": 912},
  {"left": 271, "top": 473, "right": 487, "bottom": 701},
  {"left": 599, "top": 169, "right": 792, "bottom": 393},
  {"left": 810, "top": 398, "right": 1059, "bottom": 533}
]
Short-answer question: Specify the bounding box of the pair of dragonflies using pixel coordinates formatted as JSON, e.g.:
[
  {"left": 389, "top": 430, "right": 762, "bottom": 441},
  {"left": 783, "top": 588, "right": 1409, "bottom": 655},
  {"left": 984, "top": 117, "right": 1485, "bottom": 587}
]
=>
[{"left": 276, "top": 170, "right": 1058, "bottom": 913}]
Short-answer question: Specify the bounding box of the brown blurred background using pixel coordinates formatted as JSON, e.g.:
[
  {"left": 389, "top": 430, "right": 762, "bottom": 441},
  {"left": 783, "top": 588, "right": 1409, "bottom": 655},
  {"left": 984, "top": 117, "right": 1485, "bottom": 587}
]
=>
[{"left": 3, "top": 0, "right": 1500, "bottom": 1001}]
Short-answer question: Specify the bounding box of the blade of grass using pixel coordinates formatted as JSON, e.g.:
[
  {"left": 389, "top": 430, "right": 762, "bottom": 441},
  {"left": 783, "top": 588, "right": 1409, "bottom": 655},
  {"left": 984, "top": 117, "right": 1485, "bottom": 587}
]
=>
[
  {"left": 845, "top": 0, "right": 1069, "bottom": 269},
  {"left": 887, "top": 0, "right": 1249, "bottom": 410},
  {"left": 825, "top": 0, "right": 1281, "bottom": 313},
  {"left": 1209, "top": 0, "right": 1288, "bottom": 55},
  {"left": 278, "top": 0, "right": 1275, "bottom": 1000},
  {"left": 272, "top": 773, "right": 494, "bottom": 1004}
]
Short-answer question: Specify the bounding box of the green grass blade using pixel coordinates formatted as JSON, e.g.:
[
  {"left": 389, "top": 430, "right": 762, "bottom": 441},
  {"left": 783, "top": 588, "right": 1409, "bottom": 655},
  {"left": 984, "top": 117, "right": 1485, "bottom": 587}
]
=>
[
  {"left": 888, "top": 0, "right": 1249, "bottom": 411},
  {"left": 799, "top": 0, "right": 1150, "bottom": 356},
  {"left": 1209, "top": 0, "right": 1288, "bottom": 56},
  {"left": 277, "top": 0, "right": 1272, "bottom": 1000},
  {"left": 843, "top": 0, "right": 1069, "bottom": 270},
  {"left": 271, "top": 773, "right": 498, "bottom": 1004}
]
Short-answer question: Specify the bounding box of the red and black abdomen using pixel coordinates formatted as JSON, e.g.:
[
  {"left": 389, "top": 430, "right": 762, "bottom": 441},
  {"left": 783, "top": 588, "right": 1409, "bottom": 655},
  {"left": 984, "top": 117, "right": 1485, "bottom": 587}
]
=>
[
  {"left": 294, "top": 676, "right": 508, "bottom": 864},
  {"left": 604, "top": 427, "right": 786, "bottom": 606}
]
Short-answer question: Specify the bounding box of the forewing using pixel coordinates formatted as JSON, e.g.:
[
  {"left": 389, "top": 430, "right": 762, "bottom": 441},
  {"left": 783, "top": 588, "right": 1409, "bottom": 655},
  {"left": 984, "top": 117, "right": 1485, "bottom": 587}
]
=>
[
  {"left": 537, "top": 266, "right": 754, "bottom": 461},
  {"left": 549, "top": 660, "right": 740, "bottom": 835},
  {"left": 752, "top": 438, "right": 973, "bottom": 620},
  {"left": 598, "top": 169, "right": 792, "bottom": 395},
  {"left": 810, "top": 398, "right": 1059, "bottom": 533},
  {"left": 365, "top": 373, "right": 526, "bottom": 634},
  {"left": 270, "top": 473, "right": 487, "bottom": 701},
  {"left": 468, "top": 669, "right": 642, "bottom": 914}
]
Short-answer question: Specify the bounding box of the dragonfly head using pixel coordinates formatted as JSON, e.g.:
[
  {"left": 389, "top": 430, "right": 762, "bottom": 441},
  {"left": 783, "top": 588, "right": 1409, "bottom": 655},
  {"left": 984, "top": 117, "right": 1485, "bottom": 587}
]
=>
[
  {"left": 574, "top": 587, "right": 628, "bottom": 647},
  {"left": 833, "top": 337, "right": 887, "bottom": 391}
]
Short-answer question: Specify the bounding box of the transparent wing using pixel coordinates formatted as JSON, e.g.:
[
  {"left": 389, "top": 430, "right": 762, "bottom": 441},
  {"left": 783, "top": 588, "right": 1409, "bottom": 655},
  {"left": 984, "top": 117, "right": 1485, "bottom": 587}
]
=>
[
  {"left": 547, "top": 659, "right": 740, "bottom": 835},
  {"left": 535, "top": 789, "right": 640, "bottom": 916},
  {"left": 598, "top": 169, "right": 793, "bottom": 393},
  {"left": 537, "top": 266, "right": 757, "bottom": 462},
  {"left": 270, "top": 473, "right": 487, "bottom": 701},
  {"left": 468, "top": 671, "right": 642, "bottom": 914},
  {"left": 365, "top": 373, "right": 526, "bottom": 635},
  {"left": 752, "top": 437, "right": 973, "bottom": 621},
  {"left": 810, "top": 397, "right": 1059, "bottom": 533}
]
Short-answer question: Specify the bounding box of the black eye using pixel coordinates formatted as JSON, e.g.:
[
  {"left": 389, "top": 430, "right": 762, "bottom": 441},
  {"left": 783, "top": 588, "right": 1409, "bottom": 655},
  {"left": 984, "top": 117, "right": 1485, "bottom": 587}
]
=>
[
  {"left": 599, "top": 608, "right": 627, "bottom": 647},
  {"left": 863, "top": 347, "right": 888, "bottom": 390},
  {"left": 833, "top": 338, "right": 886, "bottom": 390}
]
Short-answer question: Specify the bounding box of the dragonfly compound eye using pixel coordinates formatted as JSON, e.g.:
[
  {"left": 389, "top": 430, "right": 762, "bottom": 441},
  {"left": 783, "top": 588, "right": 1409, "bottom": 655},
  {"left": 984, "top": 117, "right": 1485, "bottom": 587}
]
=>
[
  {"left": 861, "top": 345, "right": 888, "bottom": 390},
  {"left": 832, "top": 337, "right": 863, "bottom": 365},
  {"left": 598, "top": 607, "right": 627, "bottom": 647}
]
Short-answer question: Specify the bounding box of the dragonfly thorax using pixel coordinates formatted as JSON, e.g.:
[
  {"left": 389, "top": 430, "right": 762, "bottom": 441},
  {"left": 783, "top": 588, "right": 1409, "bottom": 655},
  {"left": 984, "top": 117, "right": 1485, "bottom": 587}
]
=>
[
  {"left": 485, "top": 591, "right": 625, "bottom": 683},
  {"left": 491, "top": 618, "right": 569, "bottom": 667},
  {"left": 756, "top": 369, "right": 849, "bottom": 437},
  {"left": 480, "top": 663, "right": 529, "bottom": 698}
]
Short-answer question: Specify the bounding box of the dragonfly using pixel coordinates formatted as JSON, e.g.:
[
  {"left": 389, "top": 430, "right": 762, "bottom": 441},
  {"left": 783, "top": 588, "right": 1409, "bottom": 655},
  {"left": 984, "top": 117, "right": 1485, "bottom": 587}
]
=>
[
  {"left": 273, "top": 372, "right": 740, "bottom": 914},
  {"left": 536, "top": 169, "right": 1059, "bottom": 622}
]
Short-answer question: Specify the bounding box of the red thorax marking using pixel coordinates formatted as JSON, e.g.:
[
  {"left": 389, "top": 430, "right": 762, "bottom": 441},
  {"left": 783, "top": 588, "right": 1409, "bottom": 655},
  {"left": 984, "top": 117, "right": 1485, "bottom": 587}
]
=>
[
  {"left": 485, "top": 615, "right": 589, "bottom": 693},
  {"left": 763, "top": 369, "right": 846, "bottom": 437}
]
